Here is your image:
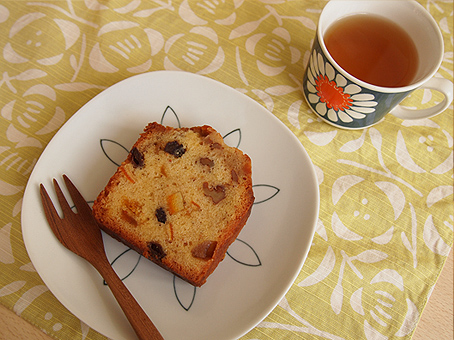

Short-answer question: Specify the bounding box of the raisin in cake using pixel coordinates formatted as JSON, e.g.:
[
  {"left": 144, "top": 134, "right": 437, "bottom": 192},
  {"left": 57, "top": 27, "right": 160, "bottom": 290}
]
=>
[{"left": 92, "top": 122, "right": 254, "bottom": 286}]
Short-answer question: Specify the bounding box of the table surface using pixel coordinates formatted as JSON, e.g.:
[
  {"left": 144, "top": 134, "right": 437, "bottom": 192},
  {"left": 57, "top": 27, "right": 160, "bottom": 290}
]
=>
[{"left": 0, "top": 1, "right": 452, "bottom": 340}]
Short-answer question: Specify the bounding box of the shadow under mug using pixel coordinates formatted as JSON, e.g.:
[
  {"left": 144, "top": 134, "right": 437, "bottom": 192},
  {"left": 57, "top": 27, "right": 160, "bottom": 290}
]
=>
[{"left": 302, "top": 0, "right": 453, "bottom": 130}]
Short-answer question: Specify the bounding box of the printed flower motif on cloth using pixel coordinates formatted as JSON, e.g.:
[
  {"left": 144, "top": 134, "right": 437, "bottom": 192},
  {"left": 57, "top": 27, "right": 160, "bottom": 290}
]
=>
[
  {"left": 350, "top": 269, "right": 420, "bottom": 339},
  {"left": 1, "top": 84, "right": 66, "bottom": 176},
  {"left": 305, "top": 50, "right": 378, "bottom": 123},
  {"left": 179, "top": 0, "right": 241, "bottom": 25},
  {"left": 4, "top": 12, "right": 80, "bottom": 66},
  {"left": 164, "top": 26, "right": 225, "bottom": 74},
  {"left": 245, "top": 27, "right": 301, "bottom": 77},
  {"left": 89, "top": 23, "right": 164, "bottom": 74}
]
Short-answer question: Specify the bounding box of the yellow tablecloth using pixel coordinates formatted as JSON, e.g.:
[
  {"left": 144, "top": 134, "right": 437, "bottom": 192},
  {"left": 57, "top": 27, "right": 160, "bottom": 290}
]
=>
[{"left": 0, "top": 1, "right": 452, "bottom": 339}]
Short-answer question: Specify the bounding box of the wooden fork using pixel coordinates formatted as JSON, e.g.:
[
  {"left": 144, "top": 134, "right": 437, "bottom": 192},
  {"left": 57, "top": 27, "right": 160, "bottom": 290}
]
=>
[{"left": 40, "top": 175, "right": 164, "bottom": 340}]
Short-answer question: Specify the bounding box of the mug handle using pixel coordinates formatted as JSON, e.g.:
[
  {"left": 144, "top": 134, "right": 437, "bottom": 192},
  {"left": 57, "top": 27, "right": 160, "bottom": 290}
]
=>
[{"left": 390, "top": 77, "right": 453, "bottom": 120}]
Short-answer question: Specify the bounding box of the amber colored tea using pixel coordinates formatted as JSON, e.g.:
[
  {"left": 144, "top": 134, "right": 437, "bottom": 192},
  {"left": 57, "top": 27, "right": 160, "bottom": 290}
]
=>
[{"left": 324, "top": 14, "right": 419, "bottom": 87}]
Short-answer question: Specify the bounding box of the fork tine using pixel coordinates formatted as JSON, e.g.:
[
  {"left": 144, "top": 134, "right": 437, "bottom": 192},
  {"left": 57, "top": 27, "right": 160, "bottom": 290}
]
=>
[
  {"left": 62, "top": 175, "right": 93, "bottom": 216},
  {"left": 40, "top": 184, "right": 68, "bottom": 248},
  {"left": 53, "top": 178, "right": 74, "bottom": 217}
]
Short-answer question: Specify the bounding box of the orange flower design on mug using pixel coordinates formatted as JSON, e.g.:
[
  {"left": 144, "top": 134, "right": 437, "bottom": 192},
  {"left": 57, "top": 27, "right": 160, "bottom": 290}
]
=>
[
  {"left": 315, "top": 74, "right": 353, "bottom": 111},
  {"left": 305, "top": 50, "right": 378, "bottom": 123}
]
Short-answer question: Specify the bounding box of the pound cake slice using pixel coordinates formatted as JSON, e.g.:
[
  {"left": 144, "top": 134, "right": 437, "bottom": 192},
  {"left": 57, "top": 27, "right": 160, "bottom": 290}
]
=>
[{"left": 92, "top": 122, "right": 254, "bottom": 286}]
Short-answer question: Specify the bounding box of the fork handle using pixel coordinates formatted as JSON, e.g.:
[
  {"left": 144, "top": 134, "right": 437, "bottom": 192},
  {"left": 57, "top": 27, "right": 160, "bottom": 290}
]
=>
[{"left": 94, "top": 258, "right": 164, "bottom": 340}]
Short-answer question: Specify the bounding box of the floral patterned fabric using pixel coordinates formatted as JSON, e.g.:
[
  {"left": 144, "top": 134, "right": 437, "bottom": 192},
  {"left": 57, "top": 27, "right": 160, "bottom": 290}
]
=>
[{"left": 0, "top": 1, "right": 452, "bottom": 339}]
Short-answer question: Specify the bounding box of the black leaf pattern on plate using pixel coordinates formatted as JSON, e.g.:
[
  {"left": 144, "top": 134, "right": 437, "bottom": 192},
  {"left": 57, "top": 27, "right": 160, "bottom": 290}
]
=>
[
  {"left": 100, "top": 139, "right": 129, "bottom": 167},
  {"left": 160, "top": 105, "right": 181, "bottom": 127},
  {"left": 223, "top": 128, "right": 241, "bottom": 149},
  {"left": 98, "top": 106, "right": 280, "bottom": 311},
  {"left": 252, "top": 184, "right": 280, "bottom": 204},
  {"left": 173, "top": 275, "right": 197, "bottom": 311},
  {"left": 103, "top": 249, "right": 142, "bottom": 286},
  {"left": 226, "top": 239, "right": 262, "bottom": 267}
]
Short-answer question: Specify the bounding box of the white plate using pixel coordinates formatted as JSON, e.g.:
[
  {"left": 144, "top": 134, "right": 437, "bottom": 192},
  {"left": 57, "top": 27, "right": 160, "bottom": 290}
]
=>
[{"left": 22, "top": 71, "right": 319, "bottom": 340}]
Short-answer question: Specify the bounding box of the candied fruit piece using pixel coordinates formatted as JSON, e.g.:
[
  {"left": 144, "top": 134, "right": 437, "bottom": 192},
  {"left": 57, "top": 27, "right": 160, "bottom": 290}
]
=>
[
  {"left": 148, "top": 242, "right": 166, "bottom": 261},
  {"left": 167, "top": 223, "right": 174, "bottom": 242},
  {"left": 155, "top": 207, "right": 167, "bottom": 223},
  {"left": 200, "top": 157, "right": 214, "bottom": 168},
  {"left": 202, "top": 182, "right": 226, "bottom": 204},
  {"left": 192, "top": 241, "right": 217, "bottom": 260},
  {"left": 160, "top": 164, "right": 168, "bottom": 177},
  {"left": 130, "top": 147, "right": 144, "bottom": 167},
  {"left": 119, "top": 167, "right": 135, "bottom": 183},
  {"left": 121, "top": 210, "right": 138, "bottom": 226},
  {"left": 167, "top": 192, "right": 184, "bottom": 214},
  {"left": 164, "top": 141, "right": 186, "bottom": 158},
  {"left": 231, "top": 169, "right": 238, "bottom": 183},
  {"left": 120, "top": 198, "right": 143, "bottom": 225},
  {"left": 210, "top": 142, "right": 222, "bottom": 150}
]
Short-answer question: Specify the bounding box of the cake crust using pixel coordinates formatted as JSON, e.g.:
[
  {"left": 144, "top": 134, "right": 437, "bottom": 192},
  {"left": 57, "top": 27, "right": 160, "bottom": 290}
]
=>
[{"left": 92, "top": 122, "right": 254, "bottom": 286}]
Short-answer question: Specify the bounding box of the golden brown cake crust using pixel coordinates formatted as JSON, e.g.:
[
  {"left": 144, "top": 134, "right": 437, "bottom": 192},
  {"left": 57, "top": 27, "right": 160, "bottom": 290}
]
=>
[{"left": 92, "top": 122, "right": 254, "bottom": 286}]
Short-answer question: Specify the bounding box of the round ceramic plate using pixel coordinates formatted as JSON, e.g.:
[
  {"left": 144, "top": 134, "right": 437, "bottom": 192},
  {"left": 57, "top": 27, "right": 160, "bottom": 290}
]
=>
[{"left": 22, "top": 71, "right": 319, "bottom": 340}]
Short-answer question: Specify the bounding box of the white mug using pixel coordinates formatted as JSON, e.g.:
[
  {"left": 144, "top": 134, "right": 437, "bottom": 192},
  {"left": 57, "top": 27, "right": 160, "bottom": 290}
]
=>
[{"left": 303, "top": 0, "right": 453, "bottom": 129}]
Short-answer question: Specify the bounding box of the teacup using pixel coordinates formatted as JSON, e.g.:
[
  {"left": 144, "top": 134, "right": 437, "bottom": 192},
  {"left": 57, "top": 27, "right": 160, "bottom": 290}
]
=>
[{"left": 302, "top": 0, "right": 453, "bottom": 129}]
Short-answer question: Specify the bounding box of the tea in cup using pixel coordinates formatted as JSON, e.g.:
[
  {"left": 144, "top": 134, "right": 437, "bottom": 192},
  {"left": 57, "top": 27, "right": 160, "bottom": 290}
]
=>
[{"left": 302, "top": 0, "right": 453, "bottom": 129}]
